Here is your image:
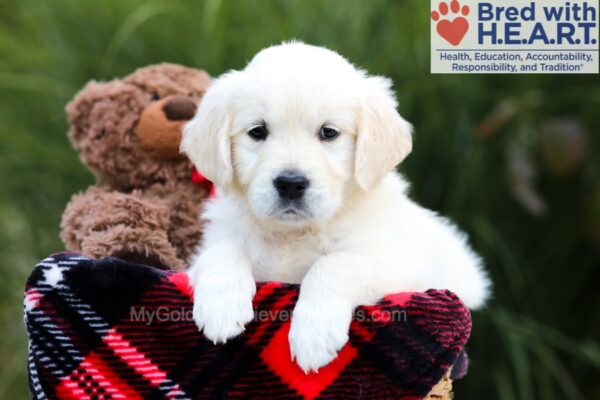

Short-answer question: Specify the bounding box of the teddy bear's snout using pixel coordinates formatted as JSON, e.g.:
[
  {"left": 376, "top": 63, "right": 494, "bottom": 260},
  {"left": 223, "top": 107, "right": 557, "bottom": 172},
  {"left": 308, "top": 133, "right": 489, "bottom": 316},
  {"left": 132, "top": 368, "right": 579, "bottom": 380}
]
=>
[
  {"left": 162, "top": 96, "right": 197, "bottom": 121},
  {"left": 136, "top": 95, "right": 198, "bottom": 160}
]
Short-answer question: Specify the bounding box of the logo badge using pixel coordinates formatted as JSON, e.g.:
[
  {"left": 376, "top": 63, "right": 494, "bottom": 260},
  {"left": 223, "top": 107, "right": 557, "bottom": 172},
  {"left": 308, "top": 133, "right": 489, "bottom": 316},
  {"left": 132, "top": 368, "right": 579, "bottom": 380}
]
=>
[{"left": 431, "top": 0, "right": 599, "bottom": 74}]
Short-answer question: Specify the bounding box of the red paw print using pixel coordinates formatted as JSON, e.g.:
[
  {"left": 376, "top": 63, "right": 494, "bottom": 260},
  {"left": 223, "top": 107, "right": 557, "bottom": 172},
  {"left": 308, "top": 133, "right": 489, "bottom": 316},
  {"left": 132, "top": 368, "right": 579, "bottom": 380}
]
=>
[{"left": 431, "top": 0, "right": 470, "bottom": 46}]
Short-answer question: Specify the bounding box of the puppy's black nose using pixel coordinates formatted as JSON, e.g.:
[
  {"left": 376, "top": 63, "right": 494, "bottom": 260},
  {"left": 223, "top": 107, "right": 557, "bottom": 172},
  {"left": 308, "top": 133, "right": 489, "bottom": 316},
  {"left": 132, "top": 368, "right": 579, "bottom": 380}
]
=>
[{"left": 274, "top": 171, "right": 309, "bottom": 200}]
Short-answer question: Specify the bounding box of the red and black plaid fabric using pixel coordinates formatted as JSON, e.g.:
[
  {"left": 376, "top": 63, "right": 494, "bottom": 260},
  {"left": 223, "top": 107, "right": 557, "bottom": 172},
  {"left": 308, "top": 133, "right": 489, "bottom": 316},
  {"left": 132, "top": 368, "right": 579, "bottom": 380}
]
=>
[{"left": 24, "top": 253, "right": 471, "bottom": 400}]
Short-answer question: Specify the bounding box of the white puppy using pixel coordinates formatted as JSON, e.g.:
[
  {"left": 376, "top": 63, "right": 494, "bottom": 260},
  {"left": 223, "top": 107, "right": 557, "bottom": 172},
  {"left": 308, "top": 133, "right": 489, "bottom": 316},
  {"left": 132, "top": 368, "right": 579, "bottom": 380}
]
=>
[{"left": 181, "top": 42, "right": 490, "bottom": 373}]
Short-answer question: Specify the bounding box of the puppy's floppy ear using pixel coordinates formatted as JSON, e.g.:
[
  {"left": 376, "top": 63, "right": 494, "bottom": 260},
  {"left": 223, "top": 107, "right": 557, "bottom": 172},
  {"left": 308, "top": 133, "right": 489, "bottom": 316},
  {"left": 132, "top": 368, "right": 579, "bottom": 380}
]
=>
[
  {"left": 355, "top": 76, "right": 413, "bottom": 191},
  {"left": 181, "top": 71, "right": 242, "bottom": 189}
]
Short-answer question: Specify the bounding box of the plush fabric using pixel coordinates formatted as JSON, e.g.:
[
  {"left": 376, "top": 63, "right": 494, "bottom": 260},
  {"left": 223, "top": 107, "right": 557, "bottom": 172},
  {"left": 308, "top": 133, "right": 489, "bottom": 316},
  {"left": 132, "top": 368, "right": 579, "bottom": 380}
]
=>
[
  {"left": 60, "top": 64, "right": 212, "bottom": 270},
  {"left": 24, "top": 253, "right": 471, "bottom": 400}
]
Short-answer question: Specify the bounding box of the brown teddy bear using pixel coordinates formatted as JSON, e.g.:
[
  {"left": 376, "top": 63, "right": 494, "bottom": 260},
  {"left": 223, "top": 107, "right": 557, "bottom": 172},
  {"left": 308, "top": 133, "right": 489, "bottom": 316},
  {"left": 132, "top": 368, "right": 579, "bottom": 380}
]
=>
[{"left": 60, "top": 64, "right": 212, "bottom": 270}]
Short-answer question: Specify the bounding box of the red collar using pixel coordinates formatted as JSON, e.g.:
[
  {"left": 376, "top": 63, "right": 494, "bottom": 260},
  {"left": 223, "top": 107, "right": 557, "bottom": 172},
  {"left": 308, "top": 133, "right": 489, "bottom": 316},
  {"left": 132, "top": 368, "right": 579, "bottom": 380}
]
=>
[{"left": 191, "top": 168, "right": 216, "bottom": 198}]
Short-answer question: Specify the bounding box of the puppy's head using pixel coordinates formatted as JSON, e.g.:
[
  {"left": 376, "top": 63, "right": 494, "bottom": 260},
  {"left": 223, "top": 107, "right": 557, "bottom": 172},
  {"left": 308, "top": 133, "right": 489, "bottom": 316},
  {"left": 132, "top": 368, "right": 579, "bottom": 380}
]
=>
[{"left": 182, "top": 42, "right": 412, "bottom": 225}]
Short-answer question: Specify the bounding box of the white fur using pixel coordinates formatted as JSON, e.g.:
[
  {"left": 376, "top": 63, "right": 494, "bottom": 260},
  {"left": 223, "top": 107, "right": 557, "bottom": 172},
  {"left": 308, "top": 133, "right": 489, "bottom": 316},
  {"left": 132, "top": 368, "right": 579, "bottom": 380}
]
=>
[{"left": 182, "top": 42, "right": 490, "bottom": 373}]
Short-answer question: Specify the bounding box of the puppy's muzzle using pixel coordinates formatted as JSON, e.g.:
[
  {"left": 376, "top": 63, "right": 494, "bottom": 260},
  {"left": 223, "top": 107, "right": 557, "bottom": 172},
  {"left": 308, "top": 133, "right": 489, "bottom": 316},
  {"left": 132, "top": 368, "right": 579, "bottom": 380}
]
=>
[{"left": 273, "top": 171, "right": 310, "bottom": 201}]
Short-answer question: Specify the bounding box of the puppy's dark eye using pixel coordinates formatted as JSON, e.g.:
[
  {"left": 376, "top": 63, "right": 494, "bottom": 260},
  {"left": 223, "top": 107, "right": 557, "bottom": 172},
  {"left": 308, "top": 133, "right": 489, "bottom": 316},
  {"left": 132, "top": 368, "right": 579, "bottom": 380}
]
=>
[
  {"left": 319, "top": 126, "right": 340, "bottom": 141},
  {"left": 247, "top": 124, "right": 269, "bottom": 141},
  {"left": 151, "top": 93, "right": 160, "bottom": 101}
]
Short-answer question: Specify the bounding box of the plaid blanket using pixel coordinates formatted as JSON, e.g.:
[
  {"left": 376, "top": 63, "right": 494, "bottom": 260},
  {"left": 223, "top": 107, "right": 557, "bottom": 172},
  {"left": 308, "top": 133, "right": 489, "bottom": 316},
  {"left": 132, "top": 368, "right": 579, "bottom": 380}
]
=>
[{"left": 24, "top": 253, "right": 471, "bottom": 399}]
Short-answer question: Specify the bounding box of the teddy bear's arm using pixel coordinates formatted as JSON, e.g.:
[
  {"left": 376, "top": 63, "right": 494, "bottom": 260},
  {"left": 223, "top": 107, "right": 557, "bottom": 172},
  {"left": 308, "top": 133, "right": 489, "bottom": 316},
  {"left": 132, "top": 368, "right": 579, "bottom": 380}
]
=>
[{"left": 60, "top": 187, "right": 184, "bottom": 270}]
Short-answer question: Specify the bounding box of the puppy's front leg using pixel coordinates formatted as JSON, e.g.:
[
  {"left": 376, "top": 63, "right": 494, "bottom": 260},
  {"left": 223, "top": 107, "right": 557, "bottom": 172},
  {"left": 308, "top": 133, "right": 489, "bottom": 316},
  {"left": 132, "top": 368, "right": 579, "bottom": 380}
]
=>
[
  {"left": 289, "top": 253, "right": 374, "bottom": 373},
  {"left": 188, "top": 242, "right": 256, "bottom": 344}
]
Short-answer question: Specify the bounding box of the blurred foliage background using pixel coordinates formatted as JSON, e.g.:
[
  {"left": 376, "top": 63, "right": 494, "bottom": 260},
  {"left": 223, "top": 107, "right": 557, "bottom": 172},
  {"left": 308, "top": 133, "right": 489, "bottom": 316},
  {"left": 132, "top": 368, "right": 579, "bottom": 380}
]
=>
[{"left": 0, "top": 0, "right": 599, "bottom": 398}]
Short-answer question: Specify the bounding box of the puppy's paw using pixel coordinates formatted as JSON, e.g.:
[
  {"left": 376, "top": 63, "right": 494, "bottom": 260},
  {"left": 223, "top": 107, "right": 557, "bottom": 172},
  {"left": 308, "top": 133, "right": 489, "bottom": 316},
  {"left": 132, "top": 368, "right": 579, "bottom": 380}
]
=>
[
  {"left": 289, "top": 295, "right": 352, "bottom": 373},
  {"left": 192, "top": 277, "right": 256, "bottom": 344}
]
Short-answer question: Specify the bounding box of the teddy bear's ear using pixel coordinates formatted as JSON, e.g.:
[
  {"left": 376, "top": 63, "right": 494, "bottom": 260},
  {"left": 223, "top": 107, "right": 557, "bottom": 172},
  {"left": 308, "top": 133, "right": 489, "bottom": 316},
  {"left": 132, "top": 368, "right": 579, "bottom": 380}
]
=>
[{"left": 181, "top": 71, "right": 243, "bottom": 190}]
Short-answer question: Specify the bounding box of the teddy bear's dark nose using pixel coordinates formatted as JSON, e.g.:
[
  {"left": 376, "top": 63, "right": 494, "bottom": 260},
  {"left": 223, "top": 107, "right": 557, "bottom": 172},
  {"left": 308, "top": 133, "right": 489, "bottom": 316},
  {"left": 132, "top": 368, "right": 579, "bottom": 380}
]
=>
[{"left": 162, "top": 96, "right": 197, "bottom": 121}]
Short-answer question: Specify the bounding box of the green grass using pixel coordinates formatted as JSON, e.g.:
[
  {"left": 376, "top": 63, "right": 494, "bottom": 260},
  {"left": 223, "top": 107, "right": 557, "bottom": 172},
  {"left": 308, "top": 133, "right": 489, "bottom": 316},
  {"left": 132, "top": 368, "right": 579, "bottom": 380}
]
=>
[{"left": 1, "top": 0, "right": 599, "bottom": 398}]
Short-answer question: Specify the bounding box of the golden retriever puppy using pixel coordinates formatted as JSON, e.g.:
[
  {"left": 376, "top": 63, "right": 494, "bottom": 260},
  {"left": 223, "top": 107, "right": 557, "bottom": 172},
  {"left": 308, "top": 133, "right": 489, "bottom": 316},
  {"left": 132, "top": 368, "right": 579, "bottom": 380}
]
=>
[{"left": 181, "top": 42, "right": 490, "bottom": 373}]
